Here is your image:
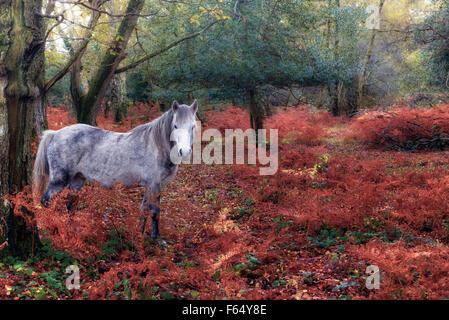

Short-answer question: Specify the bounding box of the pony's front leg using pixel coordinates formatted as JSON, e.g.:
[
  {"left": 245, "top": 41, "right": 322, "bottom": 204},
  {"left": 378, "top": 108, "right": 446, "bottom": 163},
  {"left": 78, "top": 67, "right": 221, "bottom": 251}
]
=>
[
  {"left": 140, "top": 183, "right": 161, "bottom": 238},
  {"left": 149, "top": 200, "right": 160, "bottom": 238}
]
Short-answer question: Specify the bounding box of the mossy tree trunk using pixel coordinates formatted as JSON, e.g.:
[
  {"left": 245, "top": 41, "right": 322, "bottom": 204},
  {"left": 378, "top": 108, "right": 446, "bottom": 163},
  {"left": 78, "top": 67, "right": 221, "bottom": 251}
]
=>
[
  {"left": 74, "top": 0, "right": 145, "bottom": 125},
  {"left": 104, "top": 73, "right": 127, "bottom": 123},
  {"left": 2, "top": 0, "right": 44, "bottom": 258},
  {"left": 114, "top": 73, "right": 128, "bottom": 123},
  {"left": 0, "top": 64, "right": 9, "bottom": 258}
]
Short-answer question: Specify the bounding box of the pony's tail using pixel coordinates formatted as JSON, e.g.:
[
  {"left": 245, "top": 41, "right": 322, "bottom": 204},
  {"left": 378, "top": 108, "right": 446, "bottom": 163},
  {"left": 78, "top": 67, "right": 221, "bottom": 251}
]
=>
[{"left": 32, "top": 130, "right": 56, "bottom": 203}]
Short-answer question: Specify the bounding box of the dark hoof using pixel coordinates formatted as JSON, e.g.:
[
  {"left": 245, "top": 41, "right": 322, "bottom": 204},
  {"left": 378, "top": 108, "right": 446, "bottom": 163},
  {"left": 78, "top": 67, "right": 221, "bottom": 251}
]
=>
[{"left": 151, "top": 231, "right": 159, "bottom": 239}]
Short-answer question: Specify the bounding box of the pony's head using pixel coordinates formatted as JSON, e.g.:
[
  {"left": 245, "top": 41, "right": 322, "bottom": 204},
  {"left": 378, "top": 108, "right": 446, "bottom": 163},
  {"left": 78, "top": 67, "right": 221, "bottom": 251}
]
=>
[{"left": 170, "top": 99, "right": 198, "bottom": 160}]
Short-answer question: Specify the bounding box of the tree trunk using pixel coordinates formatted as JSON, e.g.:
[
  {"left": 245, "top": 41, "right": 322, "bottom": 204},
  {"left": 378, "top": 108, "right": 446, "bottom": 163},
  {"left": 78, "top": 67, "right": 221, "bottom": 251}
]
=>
[
  {"left": 326, "top": 0, "right": 338, "bottom": 116},
  {"left": 113, "top": 73, "right": 128, "bottom": 122},
  {"left": 247, "top": 88, "right": 263, "bottom": 131},
  {"left": 104, "top": 73, "right": 127, "bottom": 122},
  {"left": 76, "top": 0, "right": 145, "bottom": 125},
  {"left": 331, "top": 0, "right": 341, "bottom": 116},
  {"left": 356, "top": 0, "right": 385, "bottom": 109},
  {"left": 70, "top": 54, "right": 84, "bottom": 119},
  {"left": 0, "top": 65, "right": 9, "bottom": 258},
  {"left": 246, "top": 88, "right": 263, "bottom": 145},
  {"left": 2, "top": 0, "right": 44, "bottom": 258}
]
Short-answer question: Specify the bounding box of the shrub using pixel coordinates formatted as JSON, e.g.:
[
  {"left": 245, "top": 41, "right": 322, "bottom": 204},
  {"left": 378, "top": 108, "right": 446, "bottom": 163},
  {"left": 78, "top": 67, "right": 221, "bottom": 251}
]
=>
[{"left": 346, "top": 105, "right": 449, "bottom": 150}]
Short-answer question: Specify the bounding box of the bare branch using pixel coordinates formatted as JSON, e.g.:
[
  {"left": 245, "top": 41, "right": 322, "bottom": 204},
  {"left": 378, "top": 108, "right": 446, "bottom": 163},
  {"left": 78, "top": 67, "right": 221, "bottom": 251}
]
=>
[
  {"left": 43, "top": 13, "right": 65, "bottom": 41},
  {"left": 44, "top": 0, "right": 105, "bottom": 93},
  {"left": 57, "top": 0, "right": 160, "bottom": 18},
  {"left": 115, "top": 19, "right": 222, "bottom": 74}
]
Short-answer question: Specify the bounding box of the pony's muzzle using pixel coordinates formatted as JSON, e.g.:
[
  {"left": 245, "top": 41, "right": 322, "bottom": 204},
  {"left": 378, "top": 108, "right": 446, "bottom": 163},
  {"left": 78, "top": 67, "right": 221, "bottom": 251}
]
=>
[{"left": 179, "top": 147, "right": 192, "bottom": 158}]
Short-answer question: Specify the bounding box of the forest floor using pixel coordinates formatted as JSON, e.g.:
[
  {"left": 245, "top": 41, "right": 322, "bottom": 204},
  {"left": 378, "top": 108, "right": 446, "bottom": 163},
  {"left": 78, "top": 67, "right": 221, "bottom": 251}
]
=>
[{"left": 1, "top": 103, "right": 449, "bottom": 300}]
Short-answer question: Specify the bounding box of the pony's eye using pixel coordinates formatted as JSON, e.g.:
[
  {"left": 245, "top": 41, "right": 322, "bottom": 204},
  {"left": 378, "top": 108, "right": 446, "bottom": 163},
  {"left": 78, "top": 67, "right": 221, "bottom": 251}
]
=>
[{"left": 174, "top": 125, "right": 178, "bottom": 129}]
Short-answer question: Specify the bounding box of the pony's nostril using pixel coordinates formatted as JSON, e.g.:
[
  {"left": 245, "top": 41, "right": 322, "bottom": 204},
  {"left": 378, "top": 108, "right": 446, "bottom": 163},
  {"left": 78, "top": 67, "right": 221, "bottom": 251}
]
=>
[{"left": 179, "top": 149, "right": 182, "bottom": 156}]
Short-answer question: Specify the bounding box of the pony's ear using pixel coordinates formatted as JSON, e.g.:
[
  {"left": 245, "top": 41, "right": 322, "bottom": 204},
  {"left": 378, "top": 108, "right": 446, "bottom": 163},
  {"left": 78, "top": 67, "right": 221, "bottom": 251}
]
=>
[
  {"left": 191, "top": 99, "right": 198, "bottom": 114},
  {"left": 172, "top": 100, "right": 179, "bottom": 112}
]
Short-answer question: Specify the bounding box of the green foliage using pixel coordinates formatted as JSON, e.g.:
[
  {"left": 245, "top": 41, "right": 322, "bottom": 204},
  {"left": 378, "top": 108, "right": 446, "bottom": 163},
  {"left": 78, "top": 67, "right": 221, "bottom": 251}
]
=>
[
  {"left": 0, "top": 237, "right": 78, "bottom": 299},
  {"left": 415, "top": 0, "right": 449, "bottom": 89},
  {"left": 307, "top": 227, "right": 346, "bottom": 249},
  {"left": 273, "top": 215, "right": 293, "bottom": 234},
  {"left": 302, "top": 272, "right": 317, "bottom": 286},
  {"left": 212, "top": 270, "right": 221, "bottom": 281},
  {"left": 176, "top": 257, "right": 200, "bottom": 268},
  {"left": 100, "top": 231, "right": 135, "bottom": 259},
  {"left": 113, "top": 279, "right": 133, "bottom": 300},
  {"left": 271, "top": 279, "right": 287, "bottom": 287},
  {"left": 38, "top": 238, "right": 74, "bottom": 267},
  {"left": 126, "top": 72, "right": 152, "bottom": 102},
  {"left": 397, "top": 49, "right": 435, "bottom": 94},
  {"left": 0, "top": 6, "right": 9, "bottom": 54},
  {"left": 230, "top": 252, "right": 261, "bottom": 274},
  {"left": 311, "top": 153, "right": 331, "bottom": 177},
  {"left": 228, "top": 187, "right": 255, "bottom": 219},
  {"left": 332, "top": 281, "right": 360, "bottom": 292},
  {"left": 45, "top": 50, "right": 71, "bottom": 105},
  {"left": 129, "top": 0, "right": 365, "bottom": 107}
]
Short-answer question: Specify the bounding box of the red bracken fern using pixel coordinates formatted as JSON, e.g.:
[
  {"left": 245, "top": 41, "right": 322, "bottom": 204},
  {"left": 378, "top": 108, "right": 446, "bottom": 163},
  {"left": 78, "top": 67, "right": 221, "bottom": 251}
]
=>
[{"left": 345, "top": 105, "right": 449, "bottom": 150}]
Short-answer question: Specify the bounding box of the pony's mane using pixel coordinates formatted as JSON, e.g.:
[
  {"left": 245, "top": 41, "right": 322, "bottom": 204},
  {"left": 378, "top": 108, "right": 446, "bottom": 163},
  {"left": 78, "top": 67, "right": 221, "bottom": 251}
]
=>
[{"left": 129, "top": 108, "right": 174, "bottom": 152}]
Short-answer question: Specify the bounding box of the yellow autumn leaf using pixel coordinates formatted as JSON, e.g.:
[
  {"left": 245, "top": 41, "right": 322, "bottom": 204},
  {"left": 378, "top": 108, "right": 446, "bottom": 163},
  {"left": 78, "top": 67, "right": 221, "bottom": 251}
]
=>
[{"left": 5, "top": 285, "right": 12, "bottom": 295}]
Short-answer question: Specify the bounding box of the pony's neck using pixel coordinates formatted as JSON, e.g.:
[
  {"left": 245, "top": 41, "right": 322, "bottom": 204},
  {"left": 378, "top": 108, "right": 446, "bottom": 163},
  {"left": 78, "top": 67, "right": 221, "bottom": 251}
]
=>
[{"left": 149, "top": 109, "right": 175, "bottom": 161}]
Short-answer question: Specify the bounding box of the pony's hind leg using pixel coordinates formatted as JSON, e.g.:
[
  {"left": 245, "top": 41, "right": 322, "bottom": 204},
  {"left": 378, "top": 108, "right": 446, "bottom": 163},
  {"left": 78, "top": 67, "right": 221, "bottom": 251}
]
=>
[
  {"left": 41, "top": 170, "right": 69, "bottom": 207},
  {"left": 41, "top": 180, "right": 67, "bottom": 207},
  {"left": 69, "top": 173, "right": 86, "bottom": 192}
]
